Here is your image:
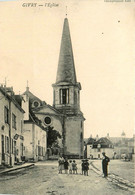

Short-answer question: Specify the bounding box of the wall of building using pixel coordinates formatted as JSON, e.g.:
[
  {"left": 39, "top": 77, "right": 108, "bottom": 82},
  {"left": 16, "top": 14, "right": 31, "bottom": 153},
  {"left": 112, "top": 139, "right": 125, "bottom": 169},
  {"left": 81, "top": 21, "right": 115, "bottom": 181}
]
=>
[
  {"left": 35, "top": 113, "right": 63, "bottom": 148},
  {"left": 34, "top": 124, "right": 46, "bottom": 161},
  {"left": 23, "top": 123, "right": 33, "bottom": 160},
  {"left": 0, "top": 91, "right": 10, "bottom": 165},
  {"left": 87, "top": 145, "right": 114, "bottom": 159},
  {"left": 65, "top": 116, "right": 84, "bottom": 157},
  {"left": 0, "top": 91, "right": 24, "bottom": 166},
  {"left": 23, "top": 123, "right": 47, "bottom": 162}
]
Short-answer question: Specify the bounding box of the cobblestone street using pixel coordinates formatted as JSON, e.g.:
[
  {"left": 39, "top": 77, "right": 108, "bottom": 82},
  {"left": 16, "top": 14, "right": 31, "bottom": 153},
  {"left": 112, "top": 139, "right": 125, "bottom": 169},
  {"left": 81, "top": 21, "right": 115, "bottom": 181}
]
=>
[{"left": 0, "top": 160, "right": 134, "bottom": 195}]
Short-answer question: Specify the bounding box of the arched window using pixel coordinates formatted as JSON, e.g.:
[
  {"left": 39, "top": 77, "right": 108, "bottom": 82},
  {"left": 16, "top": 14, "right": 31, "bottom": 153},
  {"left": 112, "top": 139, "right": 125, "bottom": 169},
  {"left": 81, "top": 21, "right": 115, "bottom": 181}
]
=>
[{"left": 60, "top": 89, "right": 69, "bottom": 104}]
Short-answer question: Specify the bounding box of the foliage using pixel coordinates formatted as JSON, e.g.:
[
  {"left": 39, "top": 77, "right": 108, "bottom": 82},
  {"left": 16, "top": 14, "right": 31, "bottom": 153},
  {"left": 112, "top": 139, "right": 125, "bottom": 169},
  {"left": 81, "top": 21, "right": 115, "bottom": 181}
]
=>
[{"left": 47, "top": 126, "right": 61, "bottom": 148}]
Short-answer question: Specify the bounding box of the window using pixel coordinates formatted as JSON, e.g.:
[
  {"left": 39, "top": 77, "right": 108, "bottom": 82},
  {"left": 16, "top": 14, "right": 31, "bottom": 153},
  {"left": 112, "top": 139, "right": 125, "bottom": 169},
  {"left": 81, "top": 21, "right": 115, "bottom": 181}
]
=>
[
  {"left": 5, "top": 136, "right": 7, "bottom": 153},
  {"left": 44, "top": 116, "right": 51, "bottom": 125},
  {"left": 81, "top": 121, "right": 83, "bottom": 128},
  {"left": 33, "top": 101, "right": 40, "bottom": 108},
  {"left": 12, "top": 139, "right": 14, "bottom": 154},
  {"left": 12, "top": 113, "right": 16, "bottom": 129},
  {"left": 5, "top": 136, "right": 9, "bottom": 153},
  {"left": 1, "top": 135, "right": 4, "bottom": 160},
  {"left": 60, "top": 89, "right": 69, "bottom": 104},
  {"left": 7, "top": 137, "right": 9, "bottom": 153},
  {"left": 21, "top": 120, "right": 23, "bottom": 133},
  {"left": 4, "top": 106, "right": 9, "bottom": 124}
]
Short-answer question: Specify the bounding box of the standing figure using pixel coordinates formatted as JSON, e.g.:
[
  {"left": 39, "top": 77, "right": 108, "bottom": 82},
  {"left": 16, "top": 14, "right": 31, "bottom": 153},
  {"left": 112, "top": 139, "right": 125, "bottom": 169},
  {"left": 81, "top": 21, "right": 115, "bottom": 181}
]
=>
[
  {"left": 58, "top": 155, "right": 64, "bottom": 174},
  {"left": 64, "top": 158, "right": 69, "bottom": 174},
  {"left": 81, "top": 160, "right": 85, "bottom": 175},
  {"left": 102, "top": 152, "right": 110, "bottom": 177},
  {"left": 84, "top": 159, "right": 89, "bottom": 176},
  {"left": 72, "top": 160, "right": 77, "bottom": 174},
  {"left": 69, "top": 160, "right": 72, "bottom": 174}
]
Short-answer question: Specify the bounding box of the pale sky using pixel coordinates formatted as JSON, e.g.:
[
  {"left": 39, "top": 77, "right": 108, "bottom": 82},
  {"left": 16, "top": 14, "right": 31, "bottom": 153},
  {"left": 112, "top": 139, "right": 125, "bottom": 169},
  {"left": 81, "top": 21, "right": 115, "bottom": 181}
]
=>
[{"left": 0, "top": 0, "right": 134, "bottom": 138}]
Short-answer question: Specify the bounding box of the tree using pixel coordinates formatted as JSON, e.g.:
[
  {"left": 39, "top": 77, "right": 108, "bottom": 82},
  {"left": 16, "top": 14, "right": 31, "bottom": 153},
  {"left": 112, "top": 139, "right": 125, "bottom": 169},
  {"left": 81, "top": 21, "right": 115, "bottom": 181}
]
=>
[{"left": 47, "top": 126, "right": 61, "bottom": 148}]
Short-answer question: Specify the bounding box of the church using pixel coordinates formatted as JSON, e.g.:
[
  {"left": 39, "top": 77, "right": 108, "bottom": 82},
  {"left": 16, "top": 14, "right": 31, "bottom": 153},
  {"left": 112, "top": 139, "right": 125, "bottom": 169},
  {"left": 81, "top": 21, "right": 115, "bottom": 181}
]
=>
[{"left": 23, "top": 17, "right": 85, "bottom": 158}]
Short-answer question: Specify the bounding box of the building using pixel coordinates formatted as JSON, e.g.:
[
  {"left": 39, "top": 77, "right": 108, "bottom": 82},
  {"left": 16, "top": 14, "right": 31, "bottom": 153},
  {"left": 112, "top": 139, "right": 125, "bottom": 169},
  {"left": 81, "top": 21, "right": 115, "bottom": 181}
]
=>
[
  {"left": 109, "top": 133, "right": 134, "bottom": 159},
  {"left": 20, "top": 90, "right": 47, "bottom": 162},
  {"left": 52, "top": 17, "right": 85, "bottom": 158},
  {"left": 21, "top": 17, "right": 85, "bottom": 159},
  {"left": 0, "top": 86, "right": 25, "bottom": 166},
  {"left": 86, "top": 137, "right": 114, "bottom": 159}
]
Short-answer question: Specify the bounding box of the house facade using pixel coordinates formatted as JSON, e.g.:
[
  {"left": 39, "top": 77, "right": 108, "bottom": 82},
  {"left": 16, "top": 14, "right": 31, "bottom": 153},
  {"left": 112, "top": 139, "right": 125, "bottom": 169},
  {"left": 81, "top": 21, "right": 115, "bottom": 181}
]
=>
[
  {"left": 86, "top": 137, "right": 114, "bottom": 159},
  {"left": 0, "top": 86, "right": 25, "bottom": 166},
  {"left": 21, "top": 92, "right": 47, "bottom": 162}
]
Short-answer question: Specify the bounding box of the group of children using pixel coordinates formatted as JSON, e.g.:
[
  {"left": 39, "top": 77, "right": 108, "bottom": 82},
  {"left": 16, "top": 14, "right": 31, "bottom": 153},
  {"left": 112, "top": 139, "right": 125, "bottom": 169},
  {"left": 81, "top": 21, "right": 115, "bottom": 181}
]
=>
[
  {"left": 58, "top": 156, "right": 78, "bottom": 174},
  {"left": 58, "top": 156, "right": 89, "bottom": 176}
]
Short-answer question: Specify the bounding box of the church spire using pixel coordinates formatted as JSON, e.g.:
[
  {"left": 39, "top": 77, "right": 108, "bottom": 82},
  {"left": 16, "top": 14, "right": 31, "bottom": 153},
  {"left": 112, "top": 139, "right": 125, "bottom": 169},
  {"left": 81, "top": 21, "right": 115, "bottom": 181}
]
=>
[{"left": 56, "top": 18, "right": 77, "bottom": 85}]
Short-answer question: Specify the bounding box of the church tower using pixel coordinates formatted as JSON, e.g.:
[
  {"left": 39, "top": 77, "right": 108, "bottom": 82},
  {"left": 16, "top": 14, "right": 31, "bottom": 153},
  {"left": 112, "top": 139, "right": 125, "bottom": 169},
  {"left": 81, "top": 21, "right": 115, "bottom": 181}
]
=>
[{"left": 52, "top": 17, "right": 85, "bottom": 158}]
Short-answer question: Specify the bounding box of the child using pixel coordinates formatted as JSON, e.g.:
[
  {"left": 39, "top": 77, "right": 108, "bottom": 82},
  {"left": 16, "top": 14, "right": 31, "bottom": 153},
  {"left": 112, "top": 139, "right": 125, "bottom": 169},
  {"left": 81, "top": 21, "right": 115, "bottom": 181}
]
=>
[
  {"left": 58, "top": 155, "right": 64, "bottom": 174},
  {"left": 72, "top": 160, "right": 78, "bottom": 174},
  {"left": 81, "top": 160, "right": 85, "bottom": 175},
  {"left": 64, "top": 158, "right": 69, "bottom": 174},
  {"left": 84, "top": 159, "right": 89, "bottom": 176},
  {"left": 69, "top": 160, "right": 72, "bottom": 174}
]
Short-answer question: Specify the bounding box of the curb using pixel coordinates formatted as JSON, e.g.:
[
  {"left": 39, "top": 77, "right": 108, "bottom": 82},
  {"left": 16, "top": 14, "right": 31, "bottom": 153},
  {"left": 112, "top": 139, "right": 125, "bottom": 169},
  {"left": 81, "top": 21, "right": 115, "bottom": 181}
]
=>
[
  {"left": 0, "top": 163, "right": 35, "bottom": 174},
  {"left": 90, "top": 162, "right": 135, "bottom": 193}
]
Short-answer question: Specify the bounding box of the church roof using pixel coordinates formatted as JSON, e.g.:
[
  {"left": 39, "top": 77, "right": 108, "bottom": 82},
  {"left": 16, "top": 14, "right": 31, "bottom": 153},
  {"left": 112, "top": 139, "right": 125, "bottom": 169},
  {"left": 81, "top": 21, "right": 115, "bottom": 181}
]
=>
[
  {"left": 23, "top": 88, "right": 46, "bottom": 108},
  {"left": 56, "top": 18, "right": 77, "bottom": 85}
]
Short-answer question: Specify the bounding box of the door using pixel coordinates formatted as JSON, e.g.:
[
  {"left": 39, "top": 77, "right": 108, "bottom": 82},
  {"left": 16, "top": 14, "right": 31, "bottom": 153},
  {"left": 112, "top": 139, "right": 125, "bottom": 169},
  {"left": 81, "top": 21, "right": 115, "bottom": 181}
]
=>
[
  {"left": 1, "top": 135, "right": 5, "bottom": 161},
  {"left": 14, "top": 141, "right": 17, "bottom": 162}
]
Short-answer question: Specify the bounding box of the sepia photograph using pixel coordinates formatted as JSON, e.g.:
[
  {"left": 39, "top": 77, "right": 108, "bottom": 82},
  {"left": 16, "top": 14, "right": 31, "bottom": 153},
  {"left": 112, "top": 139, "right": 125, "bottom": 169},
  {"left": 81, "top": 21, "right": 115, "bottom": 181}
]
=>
[{"left": 0, "top": 0, "right": 134, "bottom": 194}]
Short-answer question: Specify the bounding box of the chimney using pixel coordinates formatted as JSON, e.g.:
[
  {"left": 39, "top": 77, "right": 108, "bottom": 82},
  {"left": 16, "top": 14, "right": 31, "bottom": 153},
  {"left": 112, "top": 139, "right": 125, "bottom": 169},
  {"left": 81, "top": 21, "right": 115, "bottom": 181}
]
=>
[{"left": 22, "top": 94, "right": 29, "bottom": 120}]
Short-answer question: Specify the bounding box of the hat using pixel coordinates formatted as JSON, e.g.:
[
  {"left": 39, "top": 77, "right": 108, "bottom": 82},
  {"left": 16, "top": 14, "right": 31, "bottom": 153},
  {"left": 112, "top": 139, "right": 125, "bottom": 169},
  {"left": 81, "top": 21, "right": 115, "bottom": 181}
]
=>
[{"left": 102, "top": 152, "right": 105, "bottom": 155}]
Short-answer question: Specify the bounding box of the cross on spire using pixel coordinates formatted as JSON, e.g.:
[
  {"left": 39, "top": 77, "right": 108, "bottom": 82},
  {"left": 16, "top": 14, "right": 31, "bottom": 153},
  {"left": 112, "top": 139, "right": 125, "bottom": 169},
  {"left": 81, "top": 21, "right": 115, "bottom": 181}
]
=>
[
  {"left": 26, "top": 80, "right": 29, "bottom": 91},
  {"left": 66, "top": 6, "right": 67, "bottom": 17}
]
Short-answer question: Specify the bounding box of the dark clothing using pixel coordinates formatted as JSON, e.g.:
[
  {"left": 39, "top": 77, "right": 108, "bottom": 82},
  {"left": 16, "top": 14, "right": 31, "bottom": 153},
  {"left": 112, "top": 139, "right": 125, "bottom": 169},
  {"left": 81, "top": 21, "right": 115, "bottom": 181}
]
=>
[
  {"left": 102, "top": 155, "right": 110, "bottom": 177},
  {"left": 84, "top": 161, "right": 89, "bottom": 176},
  {"left": 64, "top": 161, "right": 69, "bottom": 170},
  {"left": 81, "top": 162, "right": 85, "bottom": 171},
  {"left": 84, "top": 161, "right": 89, "bottom": 171}
]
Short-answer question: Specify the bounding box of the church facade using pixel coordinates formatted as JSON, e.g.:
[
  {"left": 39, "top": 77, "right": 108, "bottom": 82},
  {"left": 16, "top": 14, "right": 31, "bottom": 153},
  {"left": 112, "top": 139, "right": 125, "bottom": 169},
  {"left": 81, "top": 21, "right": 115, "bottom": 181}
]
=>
[{"left": 23, "top": 17, "right": 85, "bottom": 158}]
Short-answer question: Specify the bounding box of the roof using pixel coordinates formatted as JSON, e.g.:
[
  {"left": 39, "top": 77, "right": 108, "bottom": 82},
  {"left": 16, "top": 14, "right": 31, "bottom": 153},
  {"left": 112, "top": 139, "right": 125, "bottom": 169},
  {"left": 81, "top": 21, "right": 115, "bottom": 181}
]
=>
[
  {"left": 56, "top": 18, "right": 77, "bottom": 85},
  {"left": 97, "top": 137, "right": 113, "bottom": 146},
  {"left": 14, "top": 95, "right": 24, "bottom": 106},
  {"left": 87, "top": 137, "right": 96, "bottom": 144},
  {"left": 23, "top": 88, "right": 47, "bottom": 131},
  {"left": 23, "top": 89, "right": 46, "bottom": 105},
  {"left": 0, "top": 87, "right": 25, "bottom": 113},
  {"left": 24, "top": 109, "right": 46, "bottom": 131},
  {"left": 86, "top": 137, "right": 114, "bottom": 148}
]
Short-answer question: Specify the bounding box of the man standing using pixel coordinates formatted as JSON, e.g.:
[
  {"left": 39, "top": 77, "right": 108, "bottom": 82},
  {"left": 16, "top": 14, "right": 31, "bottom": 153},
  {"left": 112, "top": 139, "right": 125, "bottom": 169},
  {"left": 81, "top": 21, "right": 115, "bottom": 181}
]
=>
[{"left": 102, "top": 152, "right": 110, "bottom": 177}]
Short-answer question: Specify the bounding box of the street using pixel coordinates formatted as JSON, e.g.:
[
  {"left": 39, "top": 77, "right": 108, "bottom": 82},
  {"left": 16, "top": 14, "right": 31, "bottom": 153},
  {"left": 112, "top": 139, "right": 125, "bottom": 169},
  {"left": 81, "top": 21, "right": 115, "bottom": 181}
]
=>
[
  {"left": 0, "top": 160, "right": 133, "bottom": 195},
  {"left": 92, "top": 159, "right": 135, "bottom": 183}
]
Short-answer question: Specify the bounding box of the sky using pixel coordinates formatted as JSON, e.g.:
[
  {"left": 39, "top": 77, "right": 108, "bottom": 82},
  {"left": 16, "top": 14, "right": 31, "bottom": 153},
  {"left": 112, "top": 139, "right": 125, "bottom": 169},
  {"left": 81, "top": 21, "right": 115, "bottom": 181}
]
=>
[{"left": 0, "top": 0, "right": 134, "bottom": 138}]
